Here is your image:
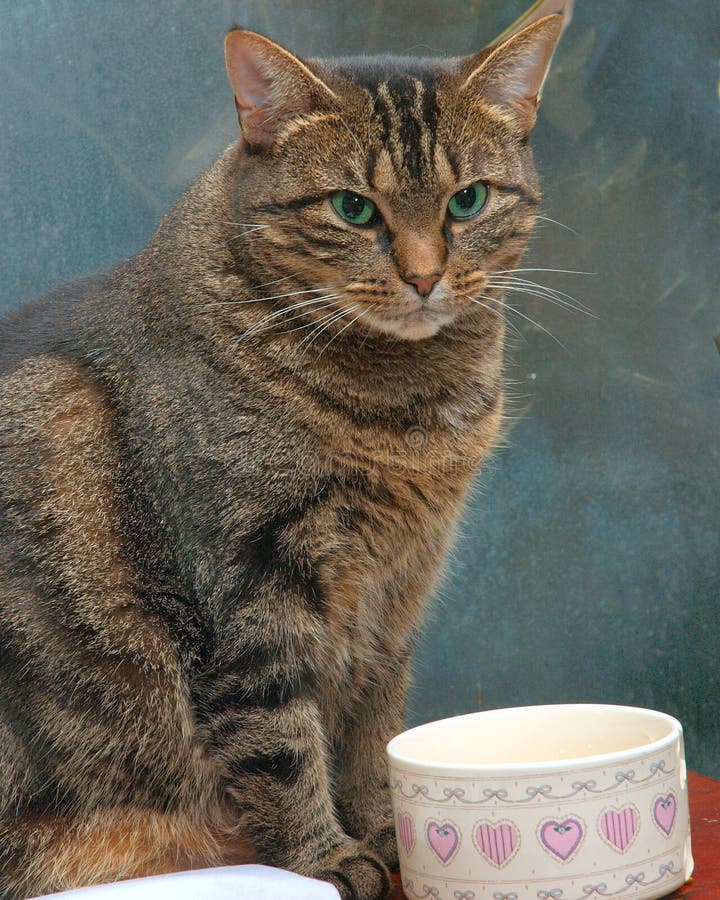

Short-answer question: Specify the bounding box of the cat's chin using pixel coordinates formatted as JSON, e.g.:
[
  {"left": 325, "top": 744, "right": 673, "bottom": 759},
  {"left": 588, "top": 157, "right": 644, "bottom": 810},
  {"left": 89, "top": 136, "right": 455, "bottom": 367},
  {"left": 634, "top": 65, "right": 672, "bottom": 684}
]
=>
[{"left": 363, "top": 307, "right": 457, "bottom": 341}]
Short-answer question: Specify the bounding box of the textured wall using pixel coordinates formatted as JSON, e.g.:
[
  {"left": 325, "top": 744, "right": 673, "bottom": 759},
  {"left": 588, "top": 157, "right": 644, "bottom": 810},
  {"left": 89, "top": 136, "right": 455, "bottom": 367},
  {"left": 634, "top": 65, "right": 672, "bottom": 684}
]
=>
[{"left": 1, "top": 1, "right": 718, "bottom": 776}]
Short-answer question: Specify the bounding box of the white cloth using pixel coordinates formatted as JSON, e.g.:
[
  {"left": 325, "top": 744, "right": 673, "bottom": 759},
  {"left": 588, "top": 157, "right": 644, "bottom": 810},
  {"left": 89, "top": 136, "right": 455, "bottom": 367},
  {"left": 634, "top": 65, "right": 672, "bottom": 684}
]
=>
[{"left": 30, "top": 865, "right": 341, "bottom": 900}]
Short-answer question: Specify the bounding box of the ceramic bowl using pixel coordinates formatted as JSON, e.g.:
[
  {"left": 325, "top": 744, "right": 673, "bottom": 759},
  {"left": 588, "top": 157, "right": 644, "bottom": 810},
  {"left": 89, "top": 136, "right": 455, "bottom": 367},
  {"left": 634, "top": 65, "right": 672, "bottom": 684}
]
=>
[{"left": 387, "top": 704, "right": 692, "bottom": 900}]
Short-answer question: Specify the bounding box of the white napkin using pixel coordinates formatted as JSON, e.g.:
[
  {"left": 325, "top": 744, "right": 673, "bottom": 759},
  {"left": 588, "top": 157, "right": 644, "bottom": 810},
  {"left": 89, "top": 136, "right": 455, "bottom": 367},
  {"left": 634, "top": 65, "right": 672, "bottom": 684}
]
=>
[{"left": 30, "top": 865, "right": 341, "bottom": 900}]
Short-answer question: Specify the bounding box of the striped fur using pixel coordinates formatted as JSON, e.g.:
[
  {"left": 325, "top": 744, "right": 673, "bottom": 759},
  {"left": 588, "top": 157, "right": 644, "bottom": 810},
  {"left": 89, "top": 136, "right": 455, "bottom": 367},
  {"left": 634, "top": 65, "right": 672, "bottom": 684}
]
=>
[{"left": 0, "top": 14, "right": 565, "bottom": 900}]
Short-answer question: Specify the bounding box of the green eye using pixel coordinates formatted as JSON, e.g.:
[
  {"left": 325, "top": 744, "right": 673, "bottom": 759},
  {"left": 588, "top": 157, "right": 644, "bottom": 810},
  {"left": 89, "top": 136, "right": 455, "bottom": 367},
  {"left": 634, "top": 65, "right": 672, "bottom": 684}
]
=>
[
  {"left": 447, "top": 182, "right": 488, "bottom": 219},
  {"left": 330, "top": 191, "right": 377, "bottom": 226}
]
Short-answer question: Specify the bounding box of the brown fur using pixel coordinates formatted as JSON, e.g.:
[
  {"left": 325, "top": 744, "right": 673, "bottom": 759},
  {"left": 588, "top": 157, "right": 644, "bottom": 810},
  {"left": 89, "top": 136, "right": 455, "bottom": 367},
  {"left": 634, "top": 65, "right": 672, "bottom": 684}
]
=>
[
  {"left": 5, "top": 809, "right": 255, "bottom": 898},
  {"left": 0, "top": 13, "right": 566, "bottom": 900}
]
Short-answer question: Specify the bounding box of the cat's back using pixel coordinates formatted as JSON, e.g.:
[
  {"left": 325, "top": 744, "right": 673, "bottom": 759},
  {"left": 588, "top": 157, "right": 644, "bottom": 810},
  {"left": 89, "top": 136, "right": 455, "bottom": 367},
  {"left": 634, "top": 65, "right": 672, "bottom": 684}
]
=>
[
  {"left": 0, "top": 272, "right": 114, "bottom": 374},
  {"left": 0, "top": 276, "right": 118, "bottom": 543}
]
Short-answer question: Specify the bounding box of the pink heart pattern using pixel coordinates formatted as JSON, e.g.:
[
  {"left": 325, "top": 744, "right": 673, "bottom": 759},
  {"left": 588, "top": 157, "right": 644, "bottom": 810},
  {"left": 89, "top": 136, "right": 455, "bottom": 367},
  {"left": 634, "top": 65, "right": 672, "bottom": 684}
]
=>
[
  {"left": 539, "top": 817, "right": 584, "bottom": 862},
  {"left": 653, "top": 792, "right": 677, "bottom": 836},
  {"left": 397, "top": 812, "right": 415, "bottom": 856},
  {"left": 599, "top": 805, "right": 639, "bottom": 852},
  {"left": 426, "top": 820, "right": 460, "bottom": 864},
  {"left": 473, "top": 820, "right": 520, "bottom": 867}
]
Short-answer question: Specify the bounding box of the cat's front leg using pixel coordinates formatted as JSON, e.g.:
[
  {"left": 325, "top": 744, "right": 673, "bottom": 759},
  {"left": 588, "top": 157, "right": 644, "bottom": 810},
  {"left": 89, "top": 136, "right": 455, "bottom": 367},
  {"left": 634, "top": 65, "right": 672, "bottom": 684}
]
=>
[
  {"left": 194, "top": 608, "right": 392, "bottom": 900},
  {"left": 333, "top": 649, "right": 412, "bottom": 871}
]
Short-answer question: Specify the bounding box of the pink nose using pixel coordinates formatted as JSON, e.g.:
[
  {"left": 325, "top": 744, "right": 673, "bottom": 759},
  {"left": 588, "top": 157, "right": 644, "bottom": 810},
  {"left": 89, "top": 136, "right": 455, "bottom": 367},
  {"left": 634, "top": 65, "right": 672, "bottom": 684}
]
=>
[{"left": 403, "top": 272, "right": 442, "bottom": 297}]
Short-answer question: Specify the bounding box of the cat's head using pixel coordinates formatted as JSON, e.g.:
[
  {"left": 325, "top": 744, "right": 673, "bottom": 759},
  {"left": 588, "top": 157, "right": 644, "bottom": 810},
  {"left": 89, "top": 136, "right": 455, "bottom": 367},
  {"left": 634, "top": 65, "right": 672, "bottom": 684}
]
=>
[{"left": 224, "top": 5, "right": 568, "bottom": 342}]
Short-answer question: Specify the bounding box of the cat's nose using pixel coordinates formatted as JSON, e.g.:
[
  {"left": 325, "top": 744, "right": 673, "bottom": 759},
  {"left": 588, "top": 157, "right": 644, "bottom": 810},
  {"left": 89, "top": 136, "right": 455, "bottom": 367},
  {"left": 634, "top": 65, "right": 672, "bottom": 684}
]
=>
[{"left": 403, "top": 272, "right": 443, "bottom": 297}]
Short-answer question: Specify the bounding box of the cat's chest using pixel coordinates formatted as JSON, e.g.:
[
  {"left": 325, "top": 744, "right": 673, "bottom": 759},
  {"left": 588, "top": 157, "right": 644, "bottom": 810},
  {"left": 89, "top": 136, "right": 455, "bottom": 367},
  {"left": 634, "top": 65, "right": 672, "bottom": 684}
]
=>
[
  {"left": 303, "top": 439, "right": 476, "bottom": 645},
  {"left": 298, "top": 453, "right": 471, "bottom": 731}
]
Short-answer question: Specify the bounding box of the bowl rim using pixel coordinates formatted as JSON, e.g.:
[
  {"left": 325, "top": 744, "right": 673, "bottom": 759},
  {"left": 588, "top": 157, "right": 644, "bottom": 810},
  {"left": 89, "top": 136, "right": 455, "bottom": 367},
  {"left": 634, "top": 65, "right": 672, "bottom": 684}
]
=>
[{"left": 386, "top": 703, "right": 683, "bottom": 775}]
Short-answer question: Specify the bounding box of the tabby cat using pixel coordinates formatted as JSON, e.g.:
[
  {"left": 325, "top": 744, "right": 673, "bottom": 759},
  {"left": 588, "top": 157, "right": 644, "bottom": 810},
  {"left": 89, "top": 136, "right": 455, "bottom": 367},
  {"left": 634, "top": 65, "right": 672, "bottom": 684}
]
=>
[{"left": 0, "top": 8, "right": 568, "bottom": 899}]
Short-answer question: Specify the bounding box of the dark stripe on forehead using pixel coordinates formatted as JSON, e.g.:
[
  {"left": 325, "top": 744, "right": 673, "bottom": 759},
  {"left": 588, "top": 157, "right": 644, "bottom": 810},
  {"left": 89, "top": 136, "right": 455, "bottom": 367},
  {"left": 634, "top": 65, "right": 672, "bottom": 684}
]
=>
[
  {"left": 327, "top": 56, "right": 441, "bottom": 94},
  {"left": 364, "top": 145, "right": 379, "bottom": 190},
  {"left": 422, "top": 82, "right": 439, "bottom": 161},
  {"left": 373, "top": 91, "right": 395, "bottom": 148},
  {"left": 376, "top": 75, "right": 437, "bottom": 183},
  {"left": 389, "top": 75, "right": 424, "bottom": 181},
  {"left": 446, "top": 146, "right": 462, "bottom": 182},
  {"left": 322, "top": 56, "right": 446, "bottom": 185}
]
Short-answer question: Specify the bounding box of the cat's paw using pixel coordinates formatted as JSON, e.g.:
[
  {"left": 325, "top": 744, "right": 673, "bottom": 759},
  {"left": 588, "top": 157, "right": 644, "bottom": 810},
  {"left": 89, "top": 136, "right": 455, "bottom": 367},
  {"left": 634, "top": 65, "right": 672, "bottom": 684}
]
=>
[
  {"left": 312, "top": 843, "right": 391, "bottom": 900},
  {"left": 361, "top": 819, "right": 398, "bottom": 872}
]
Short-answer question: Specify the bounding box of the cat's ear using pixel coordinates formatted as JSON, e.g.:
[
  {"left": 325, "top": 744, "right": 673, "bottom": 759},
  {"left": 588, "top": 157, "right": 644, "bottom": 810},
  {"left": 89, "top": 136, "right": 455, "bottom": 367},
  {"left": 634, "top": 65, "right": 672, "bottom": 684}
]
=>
[
  {"left": 224, "top": 29, "right": 336, "bottom": 149},
  {"left": 487, "top": 0, "right": 573, "bottom": 48},
  {"left": 460, "top": 14, "right": 565, "bottom": 137}
]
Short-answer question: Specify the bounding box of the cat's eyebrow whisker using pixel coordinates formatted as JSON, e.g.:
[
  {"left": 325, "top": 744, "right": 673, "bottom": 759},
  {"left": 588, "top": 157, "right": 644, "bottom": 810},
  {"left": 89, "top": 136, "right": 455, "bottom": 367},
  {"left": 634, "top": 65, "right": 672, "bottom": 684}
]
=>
[
  {"left": 226, "top": 217, "right": 296, "bottom": 244},
  {"left": 229, "top": 229, "right": 283, "bottom": 246},
  {"left": 221, "top": 221, "right": 271, "bottom": 229},
  {"left": 534, "top": 213, "right": 580, "bottom": 235},
  {"left": 478, "top": 293, "right": 567, "bottom": 350},
  {"left": 337, "top": 116, "right": 366, "bottom": 159},
  {"left": 455, "top": 105, "right": 474, "bottom": 147}
]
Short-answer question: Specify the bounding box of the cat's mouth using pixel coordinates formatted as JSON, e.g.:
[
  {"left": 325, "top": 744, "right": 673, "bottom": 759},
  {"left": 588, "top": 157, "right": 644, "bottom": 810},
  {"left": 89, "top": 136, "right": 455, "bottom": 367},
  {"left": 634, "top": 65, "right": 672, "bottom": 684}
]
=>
[
  {"left": 353, "top": 285, "right": 459, "bottom": 341},
  {"left": 376, "top": 305, "right": 457, "bottom": 341}
]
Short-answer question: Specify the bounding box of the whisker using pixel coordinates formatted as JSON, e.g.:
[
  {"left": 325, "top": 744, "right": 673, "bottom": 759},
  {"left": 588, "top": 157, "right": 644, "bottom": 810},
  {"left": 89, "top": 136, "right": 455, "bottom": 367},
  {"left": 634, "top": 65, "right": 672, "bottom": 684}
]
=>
[
  {"left": 237, "top": 295, "right": 341, "bottom": 342},
  {"left": 223, "top": 286, "right": 334, "bottom": 307},
  {"left": 296, "top": 307, "right": 352, "bottom": 352},
  {"left": 254, "top": 273, "right": 297, "bottom": 290},
  {"left": 487, "top": 278, "right": 595, "bottom": 317},
  {"left": 275, "top": 313, "right": 346, "bottom": 338},
  {"left": 490, "top": 273, "right": 588, "bottom": 305},
  {"left": 336, "top": 116, "right": 366, "bottom": 161},
  {"left": 534, "top": 214, "right": 580, "bottom": 235},
  {"left": 226, "top": 215, "right": 297, "bottom": 245},
  {"left": 461, "top": 294, "right": 525, "bottom": 341},
  {"left": 494, "top": 285, "right": 587, "bottom": 316},
  {"left": 359, "top": 324, "right": 374, "bottom": 349},
  {"left": 228, "top": 231, "right": 270, "bottom": 246},
  {"left": 317, "top": 307, "right": 366, "bottom": 358},
  {"left": 493, "top": 267, "right": 595, "bottom": 276},
  {"left": 251, "top": 293, "right": 340, "bottom": 324},
  {"left": 220, "top": 221, "right": 271, "bottom": 230},
  {"left": 243, "top": 302, "right": 341, "bottom": 342},
  {"left": 479, "top": 293, "right": 567, "bottom": 350},
  {"left": 295, "top": 305, "right": 360, "bottom": 365}
]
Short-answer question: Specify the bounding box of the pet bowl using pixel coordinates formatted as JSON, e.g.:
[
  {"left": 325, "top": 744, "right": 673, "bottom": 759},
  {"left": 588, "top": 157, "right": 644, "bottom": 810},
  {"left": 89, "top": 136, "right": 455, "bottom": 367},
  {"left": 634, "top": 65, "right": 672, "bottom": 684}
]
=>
[{"left": 387, "top": 704, "right": 692, "bottom": 900}]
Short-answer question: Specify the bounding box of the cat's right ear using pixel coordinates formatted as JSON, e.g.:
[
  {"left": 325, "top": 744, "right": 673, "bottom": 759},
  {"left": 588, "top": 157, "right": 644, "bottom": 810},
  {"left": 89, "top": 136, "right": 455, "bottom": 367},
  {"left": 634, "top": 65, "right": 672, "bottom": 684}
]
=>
[
  {"left": 459, "top": 14, "right": 565, "bottom": 138},
  {"left": 224, "top": 29, "right": 337, "bottom": 149}
]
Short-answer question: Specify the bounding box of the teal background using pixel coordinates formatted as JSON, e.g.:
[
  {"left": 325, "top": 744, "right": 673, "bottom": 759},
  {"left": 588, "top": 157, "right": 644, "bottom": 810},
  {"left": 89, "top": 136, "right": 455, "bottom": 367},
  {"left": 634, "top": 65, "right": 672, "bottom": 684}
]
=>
[{"left": 1, "top": 2, "right": 718, "bottom": 775}]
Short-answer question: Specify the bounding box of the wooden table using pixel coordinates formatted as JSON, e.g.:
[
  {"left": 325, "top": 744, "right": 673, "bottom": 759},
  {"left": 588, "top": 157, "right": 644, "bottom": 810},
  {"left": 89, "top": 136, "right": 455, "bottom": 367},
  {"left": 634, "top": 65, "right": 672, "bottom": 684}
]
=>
[{"left": 390, "top": 771, "right": 720, "bottom": 898}]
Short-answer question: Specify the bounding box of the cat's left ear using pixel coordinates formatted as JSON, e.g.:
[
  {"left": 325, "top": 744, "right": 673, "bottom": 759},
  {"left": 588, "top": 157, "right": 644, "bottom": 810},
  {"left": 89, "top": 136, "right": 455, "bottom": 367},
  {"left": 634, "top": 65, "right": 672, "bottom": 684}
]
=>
[
  {"left": 459, "top": 14, "right": 565, "bottom": 137},
  {"left": 224, "top": 29, "right": 336, "bottom": 149}
]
